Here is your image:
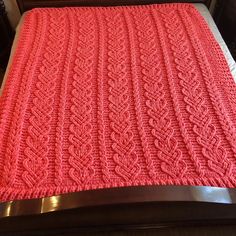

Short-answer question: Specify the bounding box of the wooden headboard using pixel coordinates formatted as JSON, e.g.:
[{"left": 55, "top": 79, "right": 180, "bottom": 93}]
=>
[{"left": 16, "top": 0, "right": 212, "bottom": 13}]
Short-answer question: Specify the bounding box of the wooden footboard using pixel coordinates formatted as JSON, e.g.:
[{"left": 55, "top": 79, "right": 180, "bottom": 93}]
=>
[{"left": 1, "top": 185, "right": 236, "bottom": 233}]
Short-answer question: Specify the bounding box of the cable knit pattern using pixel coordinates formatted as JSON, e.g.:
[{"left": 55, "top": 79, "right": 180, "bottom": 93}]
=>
[
  {"left": 2, "top": 12, "right": 43, "bottom": 186},
  {"left": 133, "top": 9, "right": 186, "bottom": 179},
  {"left": 23, "top": 12, "right": 66, "bottom": 187},
  {"left": 96, "top": 12, "right": 111, "bottom": 182},
  {"left": 181, "top": 11, "right": 236, "bottom": 170},
  {"left": 106, "top": 12, "right": 140, "bottom": 181},
  {"left": 159, "top": 9, "right": 233, "bottom": 178},
  {"left": 54, "top": 13, "right": 75, "bottom": 186},
  {"left": 68, "top": 11, "right": 95, "bottom": 184},
  {"left": 124, "top": 11, "right": 156, "bottom": 180},
  {"left": 1, "top": 4, "right": 236, "bottom": 201}
]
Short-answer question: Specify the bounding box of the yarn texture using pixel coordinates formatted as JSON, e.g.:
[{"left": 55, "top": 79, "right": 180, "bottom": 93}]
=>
[{"left": 0, "top": 3, "right": 236, "bottom": 202}]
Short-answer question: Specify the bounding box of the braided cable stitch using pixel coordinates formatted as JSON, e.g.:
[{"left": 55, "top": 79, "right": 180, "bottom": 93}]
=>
[
  {"left": 106, "top": 11, "right": 141, "bottom": 182},
  {"left": 22, "top": 12, "right": 66, "bottom": 187},
  {"left": 133, "top": 9, "right": 187, "bottom": 179},
  {"left": 68, "top": 11, "right": 96, "bottom": 184}
]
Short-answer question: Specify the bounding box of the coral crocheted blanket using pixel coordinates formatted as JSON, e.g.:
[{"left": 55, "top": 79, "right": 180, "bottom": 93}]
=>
[{"left": 0, "top": 3, "right": 236, "bottom": 202}]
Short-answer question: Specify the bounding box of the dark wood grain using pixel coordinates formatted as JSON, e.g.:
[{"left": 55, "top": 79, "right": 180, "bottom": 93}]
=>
[
  {"left": 1, "top": 201, "right": 236, "bottom": 233},
  {"left": 16, "top": 0, "right": 211, "bottom": 13},
  {"left": 0, "top": 185, "right": 235, "bottom": 218},
  {"left": 1, "top": 185, "right": 236, "bottom": 233}
]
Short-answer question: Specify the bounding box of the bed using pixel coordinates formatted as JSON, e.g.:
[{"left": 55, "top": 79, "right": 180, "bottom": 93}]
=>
[{"left": 1, "top": 0, "right": 236, "bottom": 234}]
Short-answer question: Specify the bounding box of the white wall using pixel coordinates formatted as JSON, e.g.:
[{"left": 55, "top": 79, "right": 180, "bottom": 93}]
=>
[{"left": 4, "top": 0, "right": 21, "bottom": 29}]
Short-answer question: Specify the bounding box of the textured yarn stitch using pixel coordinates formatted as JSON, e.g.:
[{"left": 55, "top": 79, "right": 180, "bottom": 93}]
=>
[{"left": 1, "top": 3, "right": 236, "bottom": 202}]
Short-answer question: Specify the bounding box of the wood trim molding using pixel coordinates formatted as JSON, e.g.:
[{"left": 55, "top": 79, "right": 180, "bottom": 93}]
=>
[
  {"left": 0, "top": 185, "right": 235, "bottom": 216},
  {"left": 0, "top": 185, "right": 236, "bottom": 232}
]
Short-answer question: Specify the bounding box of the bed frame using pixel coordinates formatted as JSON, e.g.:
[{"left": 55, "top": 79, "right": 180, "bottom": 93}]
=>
[
  {"left": 16, "top": 0, "right": 212, "bottom": 13},
  {"left": 2, "top": 0, "right": 236, "bottom": 234},
  {"left": 0, "top": 0, "right": 14, "bottom": 69}
]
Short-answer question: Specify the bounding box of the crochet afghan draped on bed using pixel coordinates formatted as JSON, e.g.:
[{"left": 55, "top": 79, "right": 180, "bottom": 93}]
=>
[{"left": 0, "top": 3, "right": 236, "bottom": 202}]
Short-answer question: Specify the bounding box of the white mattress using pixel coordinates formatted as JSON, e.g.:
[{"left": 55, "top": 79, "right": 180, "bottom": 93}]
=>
[{"left": 1, "top": 3, "right": 236, "bottom": 96}]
